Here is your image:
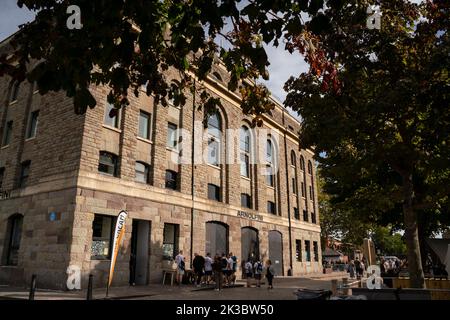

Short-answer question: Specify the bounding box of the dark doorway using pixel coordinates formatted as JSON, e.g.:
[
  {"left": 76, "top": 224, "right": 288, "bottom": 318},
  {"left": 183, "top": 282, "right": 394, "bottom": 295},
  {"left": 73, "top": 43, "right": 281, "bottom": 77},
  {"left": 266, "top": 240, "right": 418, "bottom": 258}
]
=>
[
  {"left": 130, "top": 219, "right": 150, "bottom": 285},
  {"left": 241, "top": 227, "right": 259, "bottom": 263},
  {"left": 269, "top": 230, "right": 283, "bottom": 276},
  {"left": 205, "top": 221, "right": 229, "bottom": 256}
]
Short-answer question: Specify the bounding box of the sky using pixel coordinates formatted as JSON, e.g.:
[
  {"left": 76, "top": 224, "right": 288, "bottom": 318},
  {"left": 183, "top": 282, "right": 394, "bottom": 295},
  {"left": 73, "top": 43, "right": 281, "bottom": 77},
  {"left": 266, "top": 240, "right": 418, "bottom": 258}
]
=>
[{"left": 0, "top": 0, "right": 307, "bottom": 116}]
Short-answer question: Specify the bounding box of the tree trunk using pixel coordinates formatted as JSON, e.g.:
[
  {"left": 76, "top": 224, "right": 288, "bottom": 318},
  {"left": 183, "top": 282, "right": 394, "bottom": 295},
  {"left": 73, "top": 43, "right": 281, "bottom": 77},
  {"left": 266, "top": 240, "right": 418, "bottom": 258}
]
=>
[{"left": 402, "top": 173, "right": 426, "bottom": 288}]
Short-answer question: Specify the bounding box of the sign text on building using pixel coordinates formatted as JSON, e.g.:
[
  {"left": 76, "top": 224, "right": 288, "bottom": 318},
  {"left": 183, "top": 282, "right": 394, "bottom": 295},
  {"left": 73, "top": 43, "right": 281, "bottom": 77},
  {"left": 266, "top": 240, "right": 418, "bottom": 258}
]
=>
[{"left": 237, "top": 210, "right": 263, "bottom": 221}]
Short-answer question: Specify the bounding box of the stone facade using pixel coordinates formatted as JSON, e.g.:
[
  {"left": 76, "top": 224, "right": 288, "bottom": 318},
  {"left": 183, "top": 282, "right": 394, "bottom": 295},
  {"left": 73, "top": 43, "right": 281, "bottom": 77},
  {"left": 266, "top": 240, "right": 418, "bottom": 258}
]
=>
[{"left": 0, "top": 37, "right": 322, "bottom": 290}]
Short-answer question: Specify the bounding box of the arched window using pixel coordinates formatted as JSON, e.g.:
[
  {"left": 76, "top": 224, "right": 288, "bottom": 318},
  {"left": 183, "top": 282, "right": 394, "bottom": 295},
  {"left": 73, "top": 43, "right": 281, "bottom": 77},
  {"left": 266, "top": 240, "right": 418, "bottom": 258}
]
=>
[
  {"left": 98, "top": 151, "right": 119, "bottom": 177},
  {"left": 240, "top": 126, "right": 251, "bottom": 177},
  {"left": 308, "top": 160, "right": 313, "bottom": 175},
  {"left": 266, "top": 138, "right": 276, "bottom": 187},
  {"left": 308, "top": 160, "right": 314, "bottom": 201},
  {"left": 207, "top": 112, "right": 221, "bottom": 166},
  {"left": 10, "top": 81, "right": 20, "bottom": 103},
  {"left": 135, "top": 161, "right": 150, "bottom": 184},
  {"left": 300, "top": 156, "right": 307, "bottom": 198},
  {"left": 205, "top": 221, "right": 229, "bottom": 256},
  {"left": 3, "top": 214, "right": 23, "bottom": 266},
  {"left": 266, "top": 139, "right": 273, "bottom": 163},
  {"left": 241, "top": 227, "right": 260, "bottom": 263},
  {"left": 291, "top": 151, "right": 298, "bottom": 195},
  {"left": 291, "top": 151, "right": 296, "bottom": 166}
]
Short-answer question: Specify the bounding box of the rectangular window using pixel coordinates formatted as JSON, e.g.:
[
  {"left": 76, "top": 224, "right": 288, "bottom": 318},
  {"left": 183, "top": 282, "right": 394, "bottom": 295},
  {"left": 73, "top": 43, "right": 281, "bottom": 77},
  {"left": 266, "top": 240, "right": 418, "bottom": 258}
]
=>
[
  {"left": 0, "top": 167, "right": 4, "bottom": 189},
  {"left": 311, "top": 211, "right": 317, "bottom": 224},
  {"left": 305, "top": 240, "right": 311, "bottom": 262},
  {"left": 10, "top": 82, "right": 20, "bottom": 103},
  {"left": 91, "top": 214, "right": 114, "bottom": 260},
  {"left": 208, "top": 183, "right": 221, "bottom": 202},
  {"left": 301, "top": 182, "right": 305, "bottom": 197},
  {"left": 19, "top": 161, "right": 30, "bottom": 188},
  {"left": 26, "top": 110, "right": 39, "bottom": 139},
  {"left": 267, "top": 201, "right": 276, "bottom": 215},
  {"left": 163, "top": 223, "right": 179, "bottom": 260},
  {"left": 240, "top": 193, "right": 252, "bottom": 209},
  {"left": 104, "top": 102, "right": 120, "bottom": 128},
  {"left": 165, "top": 170, "right": 178, "bottom": 190},
  {"left": 295, "top": 240, "right": 302, "bottom": 262},
  {"left": 303, "top": 210, "right": 309, "bottom": 222},
  {"left": 135, "top": 162, "right": 150, "bottom": 184},
  {"left": 208, "top": 139, "right": 220, "bottom": 166},
  {"left": 266, "top": 165, "right": 274, "bottom": 187},
  {"left": 2, "top": 121, "right": 13, "bottom": 146},
  {"left": 167, "top": 123, "right": 178, "bottom": 149},
  {"left": 313, "top": 241, "right": 319, "bottom": 262},
  {"left": 292, "top": 177, "right": 297, "bottom": 195},
  {"left": 309, "top": 186, "right": 313, "bottom": 200},
  {"left": 240, "top": 153, "right": 249, "bottom": 177},
  {"left": 98, "top": 152, "right": 118, "bottom": 177},
  {"left": 138, "top": 111, "right": 151, "bottom": 140},
  {"left": 294, "top": 208, "right": 300, "bottom": 220}
]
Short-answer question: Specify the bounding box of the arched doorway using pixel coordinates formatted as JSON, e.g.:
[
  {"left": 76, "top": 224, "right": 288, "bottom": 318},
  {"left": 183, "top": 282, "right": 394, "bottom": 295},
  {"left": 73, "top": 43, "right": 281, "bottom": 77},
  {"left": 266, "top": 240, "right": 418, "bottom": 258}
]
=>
[
  {"left": 2, "top": 214, "right": 23, "bottom": 266},
  {"left": 269, "top": 230, "right": 283, "bottom": 276},
  {"left": 241, "top": 227, "right": 259, "bottom": 263},
  {"left": 205, "top": 221, "right": 229, "bottom": 256}
]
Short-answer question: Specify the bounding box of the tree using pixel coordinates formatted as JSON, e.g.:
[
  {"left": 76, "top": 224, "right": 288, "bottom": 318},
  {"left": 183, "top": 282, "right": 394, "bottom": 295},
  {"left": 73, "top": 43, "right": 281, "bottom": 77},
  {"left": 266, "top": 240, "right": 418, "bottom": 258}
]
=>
[
  {"left": 0, "top": 0, "right": 331, "bottom": 125},
  {"left": 285, "top": 0, "right": 450, "bottom": 288},
  {"left": 372, "top": 226, "right": 407, "bottom": 257}
]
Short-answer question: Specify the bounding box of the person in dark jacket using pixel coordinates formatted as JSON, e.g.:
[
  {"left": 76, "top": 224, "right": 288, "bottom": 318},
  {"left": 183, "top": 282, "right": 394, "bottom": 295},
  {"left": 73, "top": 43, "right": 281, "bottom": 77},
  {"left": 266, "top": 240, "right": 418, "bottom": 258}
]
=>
[
  {"left": 212, "top": 255, "right": 223, "bottom": 291},
  {"left": 192, "top": 253, "right": 205, "bottom": 287}
]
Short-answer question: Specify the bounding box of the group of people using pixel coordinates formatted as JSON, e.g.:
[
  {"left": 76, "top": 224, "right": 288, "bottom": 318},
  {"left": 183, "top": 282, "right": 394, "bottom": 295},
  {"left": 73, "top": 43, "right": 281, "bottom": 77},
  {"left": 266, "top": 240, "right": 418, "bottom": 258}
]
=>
[
  {"left": 347, "top": 257, "right": 367, "bottom": 279},
  {"left": 175, "top": 250, "right": 239, "bottom": 290},
  {"left": 244, "top": 258, "right": 276, "bottom": 289}
]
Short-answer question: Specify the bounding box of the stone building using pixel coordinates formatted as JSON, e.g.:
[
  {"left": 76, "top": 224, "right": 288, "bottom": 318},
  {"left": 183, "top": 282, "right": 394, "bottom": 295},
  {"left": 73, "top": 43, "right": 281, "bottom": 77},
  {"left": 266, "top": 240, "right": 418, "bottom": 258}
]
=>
[{"left": 0, "top": 35, "right": 322, "bottom": 289}]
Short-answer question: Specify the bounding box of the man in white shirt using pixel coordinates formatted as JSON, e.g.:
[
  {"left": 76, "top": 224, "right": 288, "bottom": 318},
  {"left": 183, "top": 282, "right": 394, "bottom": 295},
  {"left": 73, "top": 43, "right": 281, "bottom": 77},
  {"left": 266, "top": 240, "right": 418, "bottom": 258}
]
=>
[
  {"left": 204, "top": 253, "right": 213, "bottom": 285},
  {"left": 175, "top": 250, "right": 185, "bottom": 285}
]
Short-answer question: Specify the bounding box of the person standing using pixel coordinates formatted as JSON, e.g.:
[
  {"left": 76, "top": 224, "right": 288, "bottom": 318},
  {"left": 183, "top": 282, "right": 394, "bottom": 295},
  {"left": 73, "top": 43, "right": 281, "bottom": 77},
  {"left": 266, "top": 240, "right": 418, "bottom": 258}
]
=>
[
  {"left": 348, "top": 260, "right": 355, "bottom": 279},
  {"left": 175, "top": 250, "right": 185, "bottom": 285},
  {"left": 193, "top": 253, "right": 205, "bottom": 287},
  {"left": 204, "top": 253, "right": 213, "bottom": 285},
  {"left": 254, "top": 258, "right": 263, "bottom": 288},
  {"left": 245, "top": 260, "right": 253, "bottom": 288},
  {"left": 212, "top": 255, "right": 223, "bottom": 291},
  {"left": 230, "top": 252, "right": 238, "bottom": 285},
  {"left": 226, "top": 254, "right": 234, "bottom": 286},
  {"left": 265, "top": 259, "right": 275, "bottom": 289},
  {"left": 221, "top": 253, "right": 229, "bottom": 286}
]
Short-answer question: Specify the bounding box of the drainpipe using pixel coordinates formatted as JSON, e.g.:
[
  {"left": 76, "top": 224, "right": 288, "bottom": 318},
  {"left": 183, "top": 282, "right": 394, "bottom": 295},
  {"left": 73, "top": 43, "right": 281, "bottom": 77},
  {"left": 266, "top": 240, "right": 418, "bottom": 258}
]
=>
[
  {"left": 282, "top": 110, "right": 294, "bottom": 275},
  {"left": 189, "top": 79, "right": 196, "bottom": 269}
]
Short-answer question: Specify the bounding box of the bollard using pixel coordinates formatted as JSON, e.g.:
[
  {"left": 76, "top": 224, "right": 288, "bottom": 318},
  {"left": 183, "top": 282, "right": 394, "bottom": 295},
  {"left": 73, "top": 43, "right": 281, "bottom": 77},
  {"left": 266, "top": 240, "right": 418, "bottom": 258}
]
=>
[
  {"left": 342, "top": 277, "right": 351, "bottom": 296},
  {"left": 87, "top": 274, "right": 93, "bottom": 300},
  {"left": 331, "top": 279, "right": 338, "bottom": 296},
  {"left": 29, "top": 274, "right": 37, "bottom": 300}
]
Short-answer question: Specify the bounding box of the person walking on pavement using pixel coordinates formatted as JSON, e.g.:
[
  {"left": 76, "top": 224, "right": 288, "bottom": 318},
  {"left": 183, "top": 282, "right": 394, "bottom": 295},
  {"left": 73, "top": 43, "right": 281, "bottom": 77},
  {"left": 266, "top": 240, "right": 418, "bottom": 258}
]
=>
[
  {"left": 254, "top": 258, "right": 263, "bottom": 288},
  {"left": 230, "top": 252, "right": 238, "bottom": 285},
  {"left": 265, "top": 259, "right": 275, "bottom": 289},
  {"left": 175, "top": 250, "right": 185, "bottom": 285},
  {"left": 212, "top": 255, "right": 223, "bottom": 291},
  {"left": 193, "top": 252, "right": 205, "bottom": 287},
  {"left": 204, "top": 253, "right": 213, "bottom": 285},
  {"left": 245, "top": 260, "right": 253, "bottom": 288}
]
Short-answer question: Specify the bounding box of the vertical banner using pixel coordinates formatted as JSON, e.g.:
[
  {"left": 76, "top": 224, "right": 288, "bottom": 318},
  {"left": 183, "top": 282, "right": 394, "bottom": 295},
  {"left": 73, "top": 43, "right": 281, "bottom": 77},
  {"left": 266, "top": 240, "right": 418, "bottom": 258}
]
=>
[{"left": 108, "top": 210, "right": 128, "bottom": 288}]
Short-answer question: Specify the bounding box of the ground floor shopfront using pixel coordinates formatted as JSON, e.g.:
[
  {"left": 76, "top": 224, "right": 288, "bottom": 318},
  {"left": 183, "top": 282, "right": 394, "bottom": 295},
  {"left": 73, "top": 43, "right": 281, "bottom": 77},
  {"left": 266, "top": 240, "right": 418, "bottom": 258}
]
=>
[{"left": 0, "top": 181, "right": 322, "bottom": 290}]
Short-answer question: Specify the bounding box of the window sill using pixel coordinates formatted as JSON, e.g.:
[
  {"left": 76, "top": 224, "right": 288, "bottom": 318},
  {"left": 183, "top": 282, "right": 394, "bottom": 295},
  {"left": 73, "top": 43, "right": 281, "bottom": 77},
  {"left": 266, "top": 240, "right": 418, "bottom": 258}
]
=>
[
  {"left": 166, "top": 146, "right": 179, "bottom": 152},
  {"left": 266, "top": 186, "right": 275, "bottom": 190},
  {"left": 137, "top": 136, "right": 153, "bottom": 144},
  {"left": 33, "top": 90, "right": 39, "bottom": 95},
  {"left": 207, "top": 163, "right": 221, "bottom": 170},
  {"left": 102, "top": 124, "right": 122, "bottom": 133},
  {"left": 25, "top": 136, "right": 36, "bottom": 142},
  {"left": 98, "top": 172, "right": 119, "bottom": 179},
  {"left": 8, "top": 100, "right": 18, "bottom": 106},
  {"left": 1, "top": 145, "right": 9, "bottom": 150},
  {"left": 240, "top": 175, "right": 251, "bottom": 181}
]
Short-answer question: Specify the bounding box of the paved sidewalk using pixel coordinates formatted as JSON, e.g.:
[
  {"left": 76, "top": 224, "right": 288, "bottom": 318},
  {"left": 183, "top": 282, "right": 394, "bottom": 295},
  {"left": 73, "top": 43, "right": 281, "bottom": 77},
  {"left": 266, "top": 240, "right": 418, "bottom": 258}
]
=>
[{"left": 0, "top": 273, "right": 347, "bottom": 300}]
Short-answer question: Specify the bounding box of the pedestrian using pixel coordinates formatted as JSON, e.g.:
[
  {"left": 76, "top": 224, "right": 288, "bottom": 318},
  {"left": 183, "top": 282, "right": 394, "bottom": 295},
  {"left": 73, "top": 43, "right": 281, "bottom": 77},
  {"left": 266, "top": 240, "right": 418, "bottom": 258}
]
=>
[
  {"left": 230, "top": 252, "right": 238, "bottom": 285},
  {"left": 253, "top": 258, "right": 263, "bottom": 288},
  {"left": 175, "top": 250, "right": 185, "bottom": 285},
  {"left": 360, "top": 260, "right": 365, "bottom": 277},
  {"left": 204, "top": 252, "right": 213, "bottom": 285},
  {"left": 221, "top": 253, "right": 229, "bottom": 286},
  {"left": 212, "top": 255, "right": 223, "bottom": 291},
  {"left": 348, "top": 260, "right": 355, "bottom": 279},
  {"left": 354, "top": 257, "right": 361, "bottom": 278},
  {"left": 265, "top": 259, "right": 275, "bottom": 289},
  {"left": 226, "top": 253, "right": 234, "bottom": 286},
  {"left": 245, "top": 260, "right": 253, "bottom": 288},
  {"left": 193, "top": 252, "right": 205, "bottom": 287}
]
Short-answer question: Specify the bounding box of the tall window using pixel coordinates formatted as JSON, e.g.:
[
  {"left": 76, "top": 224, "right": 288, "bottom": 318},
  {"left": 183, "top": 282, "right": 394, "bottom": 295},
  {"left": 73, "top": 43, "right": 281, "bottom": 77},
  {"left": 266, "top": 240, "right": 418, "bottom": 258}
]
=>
[
  {"left": 4, "top": 214, "right": 23, "bottom": 265},
  {"left": 10, "top": 81, "right": 20, "bottom": 103},
  {"left": 241, "top": 193, "right": 252, "bottom": 209},
  {"left": 0, "top": 167, "right": 4, "bottom": 189},
  {"left": 104, "top": 102, "right": 120, "bottom": 128},
  {"left": 207, "top": 112, "right": 221, "bottom": 166},
  {"left": 135, "top": 162, "right": 150, "bottom": 184},
  {"left": 165, "top": 170, "right": 178, "bottom": 190},
  {"left": 291, "top": 151, "right": 297, "bottom": 195},
  {"left": 294, "top": 207, "right": 300, "bottom": 220},
  {"left": 311, "top": 211, "right": 317, "bottom": 224},
  {"left": 2, "top": 121, "right": 13, "bottom": 146},
  {"left": 266, "top": 165, "right": 274, "bottom": 187},
  {"left": 167, "top": 122, "right": 178, "bottom": 149},
  {"left": 138, "top": 111, "right": 151, "bottom": 140},
  {"left": 240, "top": 126, "right": 250, "bottom": 177},
  {"left": 292, "top": 177, "right": 298, "bottom": 195},
  {"left": 19, "top": 161, "right": 30, "bottom": 188},
  {"left": 295, "top": 240, "right": 302, "bottom": 262},
  {"left": 163, "top": 223, "right": 179, "bottom": 260},
  {"left": 267, "top": 201, "right": 276, "bottom": 215},
  {"left": 98, "top": 151, "right": 119, "bottom": 177},
  {"left": 208, "top": 183, "right": 221, "bottom": 202},
  {"left": 303, "top": 210, "right": 309, "bottom": 222},
  {"left": 266, "top": 139, "right": 276, "bottom": 187},
  {"left": 91, "top": 214, "right": 114, "bottom": 260},
  {"left": 300, "top": 156, "right": 307, "bottom": 198},
  {"left": 313, "top": 241, "right": 319, "bottom": 262},
  {"left": 291, "top": 151, "right": 296, "bottom": 166},
  {"left": 305, "top": 240, "right": 311, "bottom": 262},
  {"left": 308, "top": 160, "right": 316, "bottom": 203},
  {"left": 26, "top": 110, "right": 39, "bottom": 139}
]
